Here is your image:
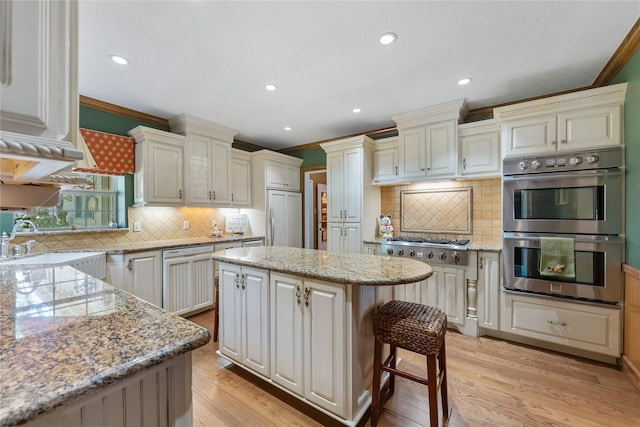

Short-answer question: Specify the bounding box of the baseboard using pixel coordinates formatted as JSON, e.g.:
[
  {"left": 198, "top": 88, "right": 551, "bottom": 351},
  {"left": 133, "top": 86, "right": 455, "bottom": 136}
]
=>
[{"left": 622, "top": 355, "right": 640, "bottom": 391}]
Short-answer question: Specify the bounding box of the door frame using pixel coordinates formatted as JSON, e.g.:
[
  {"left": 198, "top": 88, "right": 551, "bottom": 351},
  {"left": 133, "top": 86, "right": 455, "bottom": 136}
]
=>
[{"left": 302, "top": 167, "right": 326, "bottom": 249}]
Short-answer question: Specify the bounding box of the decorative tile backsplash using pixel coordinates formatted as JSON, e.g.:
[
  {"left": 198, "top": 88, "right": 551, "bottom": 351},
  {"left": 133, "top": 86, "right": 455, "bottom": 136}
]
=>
[
  {"left": 401, "top": 188, "right": 472, "bottom": 234},
  {"left": 381, "top": 177, "right": 502, "bottom": 244}
]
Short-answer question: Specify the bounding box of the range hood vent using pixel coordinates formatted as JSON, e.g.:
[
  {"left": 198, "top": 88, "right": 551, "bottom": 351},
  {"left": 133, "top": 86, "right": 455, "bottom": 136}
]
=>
[
  {"left": 0, "top": 131, "right": 85, "bottom": 182},
  {"left": 0, "top": 183, "right": 60, "bottom": 212}
]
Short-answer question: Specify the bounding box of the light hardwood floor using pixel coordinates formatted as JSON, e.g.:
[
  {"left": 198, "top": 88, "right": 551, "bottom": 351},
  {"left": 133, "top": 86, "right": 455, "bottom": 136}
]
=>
[{"left": 188, "top": 310, "right": 640, "bottom": 426}]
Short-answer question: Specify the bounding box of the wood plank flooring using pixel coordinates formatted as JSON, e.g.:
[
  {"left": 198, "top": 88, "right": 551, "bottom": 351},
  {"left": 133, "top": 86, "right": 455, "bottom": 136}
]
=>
[{"left": 188, "top": 310, "right": 640, "bottom": 426}]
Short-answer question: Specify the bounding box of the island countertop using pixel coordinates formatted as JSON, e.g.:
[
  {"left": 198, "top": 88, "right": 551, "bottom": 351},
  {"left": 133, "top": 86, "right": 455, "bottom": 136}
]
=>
[
  {"left": 212, "top": 246, "right": 432, "bottom": 286},
  {"left": 0, "top": 264, "right": 211, "bottom": 426}
]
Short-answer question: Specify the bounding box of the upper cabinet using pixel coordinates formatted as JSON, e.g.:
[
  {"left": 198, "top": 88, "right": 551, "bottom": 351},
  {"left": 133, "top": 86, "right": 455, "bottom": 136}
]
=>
[
  {"left": 251, "top": 150, "right": 303, "bottom": 193},
  {"left": 393, "top": 99, "right": 468, "bottom": 182},
  {"left": 0, "top": 0, "right": 77, "bottom": 142},
  {"left": 458, "top": 119, "right": 501, "bottom": 177},
  {"left": 230, "top": 148, "right": 252, "bottom": 207},
  {"left": 495, "top": 83, "right": 627, "bottom": 157},
  {"left": 169, "top": 114, "right": 238, "bottom": 206},
  {"left": 0, "top": 0, "right": 85, "bottom": 181},
  {"left": 372, "top": 137, "right": 399, "bottom": 185},
  {"left": 129, "top": 126, "right": 185, "bottom": 207}
]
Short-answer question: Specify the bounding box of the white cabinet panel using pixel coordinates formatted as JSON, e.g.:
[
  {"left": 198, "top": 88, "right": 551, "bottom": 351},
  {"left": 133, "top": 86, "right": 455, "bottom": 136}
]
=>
[
  {"left": 373, "top": 146, "right": 399, "bottom": 184},
  {"left": 460, "top": 130, "right": 500, "bottom": 176},
  {"left": 478, "top": 252, "right": 500, "bottom": 331},
  {"left": 107, "top": 251, "right": 162, "bottom": 308},
  {"left": 163, "top": 251, "right": 214, "bottom": 316},
  {"left": 231, "top": 153, "right": 251, "bottom": 206},
  {"left": 426, "top": 120, "right": 457, "bottom": 176},
  {"left": 422, "top": 265, "right": 465, "bottom": 327},
  {"left": 398, "top": 126, "right": 427, "bottom": 180},
  {"left": 558, "top": 105, "right": 621, "bottom": 151}
]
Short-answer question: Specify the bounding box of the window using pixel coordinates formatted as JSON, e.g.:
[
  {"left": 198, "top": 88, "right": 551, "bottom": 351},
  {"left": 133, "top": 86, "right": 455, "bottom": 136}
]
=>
[{"left": 16, "top": 175, "right": 125, "bottom": 230}]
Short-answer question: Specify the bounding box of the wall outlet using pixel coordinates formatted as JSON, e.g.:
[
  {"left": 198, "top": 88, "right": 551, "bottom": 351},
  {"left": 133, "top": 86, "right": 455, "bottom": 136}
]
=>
[
  {"left": 183, "top": 220, "right": 189, "bottom": 230},
  {"left": 133, "top": 221, "right": 141, "bottom": 232}
]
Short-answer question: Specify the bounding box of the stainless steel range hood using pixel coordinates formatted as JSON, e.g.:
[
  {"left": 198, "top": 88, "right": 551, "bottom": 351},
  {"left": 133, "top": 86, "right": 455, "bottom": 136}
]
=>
[{"left": 0, "top": 131, "right": 85, "bottom": 182}]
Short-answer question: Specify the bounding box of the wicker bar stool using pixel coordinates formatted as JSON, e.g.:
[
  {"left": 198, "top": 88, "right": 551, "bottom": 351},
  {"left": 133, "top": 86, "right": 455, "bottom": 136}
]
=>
[{"left": 371, "top": 300, "right": 449, "bottom": 427}]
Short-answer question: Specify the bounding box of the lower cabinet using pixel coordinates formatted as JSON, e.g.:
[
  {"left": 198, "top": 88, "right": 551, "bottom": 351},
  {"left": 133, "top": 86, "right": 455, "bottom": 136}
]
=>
[
  {"left": 327, "top": 222, "right": 362, "bottom": 254},
  {"left": 163, "top": 249, "right": 214, "bottom": 316},
  {"left": 501, "top": 292, "right": 621, "bottom": 357},
  {"left": 106, "top": 251, "right": 163, "bottom": 308},
  {"left": 270, "top": 273, "right": 346, "bottom": 417},
  {"left": 363, "top": 242, "right": 379, "bottom": 255},
  {"left": 219, "top": 263, "right": 270, "bottom": 377},
  {"left": 477, "top": 252, "right": 500, "bottom": 331}
]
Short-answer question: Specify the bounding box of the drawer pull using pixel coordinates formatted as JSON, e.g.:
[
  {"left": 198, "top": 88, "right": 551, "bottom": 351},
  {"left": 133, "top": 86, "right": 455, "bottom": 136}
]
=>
[{"left": 547, "top": 320, "right": 567, "bottom": 326}]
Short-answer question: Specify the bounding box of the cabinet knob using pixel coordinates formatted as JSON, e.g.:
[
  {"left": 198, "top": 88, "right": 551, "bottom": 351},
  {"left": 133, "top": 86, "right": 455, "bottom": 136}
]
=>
[
  {"left": 304, "top": 287, "right": 311, "bottom": 306},
  {"left": 208, "top": 191, "right": 213, "bottom": 200},
  {"left": 560, "top": 139, "right": 567, "bottom": 144},
  {"left": 178, "top": 189, "right": 183, "bottom": 199},
  {"left": 551, "top": 140, "right": 557, "bottom": 145},
  {"left": 463, "top": 158, "right": 466, "bottom": 169},
  {"left": 127, "top": 259, "right": 133, "bottom": 271},
  {"left": 213, "top": 191, "right": 216, "bottom": 200},
  {"left": 394, "top": 166, "right": 398, "bottom": 175}
]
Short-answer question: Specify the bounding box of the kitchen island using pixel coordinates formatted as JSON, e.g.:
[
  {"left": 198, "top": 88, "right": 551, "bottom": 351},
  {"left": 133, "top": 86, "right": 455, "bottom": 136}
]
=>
[
  {"left": 212, "top": 246, "right": 432, "bottom": 426},
  {"left": 0, "top": 263, "right": 210, "bottom": 426}
]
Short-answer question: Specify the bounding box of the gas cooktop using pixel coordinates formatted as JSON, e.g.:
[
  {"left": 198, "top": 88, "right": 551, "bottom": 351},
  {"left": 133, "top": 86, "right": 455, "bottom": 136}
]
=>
[{"left": 384, "top": 237, "right": 471, "bottom": 249}]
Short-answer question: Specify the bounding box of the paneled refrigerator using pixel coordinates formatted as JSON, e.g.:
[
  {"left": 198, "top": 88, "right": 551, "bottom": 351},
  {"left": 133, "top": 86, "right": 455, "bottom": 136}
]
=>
[{"left": 267, "top": 190, "right": 302, "bottom": 247}]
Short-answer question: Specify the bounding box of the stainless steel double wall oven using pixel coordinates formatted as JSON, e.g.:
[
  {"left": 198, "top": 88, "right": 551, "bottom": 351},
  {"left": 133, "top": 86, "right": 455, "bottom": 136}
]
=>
[{"left": 502, "top": 147, "right": 623, "bottom": 304}]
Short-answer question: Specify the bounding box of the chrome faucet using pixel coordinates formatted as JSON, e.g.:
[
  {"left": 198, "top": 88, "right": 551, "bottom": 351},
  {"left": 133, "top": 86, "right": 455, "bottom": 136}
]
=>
[{"left": 1, "top": 220, "right": 38, "bottom": 258}]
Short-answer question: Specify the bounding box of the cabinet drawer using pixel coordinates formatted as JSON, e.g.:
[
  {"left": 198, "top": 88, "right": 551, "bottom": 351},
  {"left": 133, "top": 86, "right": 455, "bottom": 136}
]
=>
[{"left": 502, "top": 293, "right": 621, "bottom": 356}]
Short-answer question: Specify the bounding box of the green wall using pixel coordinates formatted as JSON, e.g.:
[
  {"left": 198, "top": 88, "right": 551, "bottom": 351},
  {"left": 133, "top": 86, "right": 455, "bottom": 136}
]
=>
[
  {"left": 286, "top": 147, "right": 327, "bottom": 169},
  {"left": 612, "top": 48, "right": 640, "bottom": 269},
  {"left": 79, "top": 106, "right": 169, "bottom": 135}
]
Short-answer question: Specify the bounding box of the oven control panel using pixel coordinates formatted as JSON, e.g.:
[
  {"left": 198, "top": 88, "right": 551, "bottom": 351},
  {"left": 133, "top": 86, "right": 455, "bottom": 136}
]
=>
[{"left": 505, "top": 147, "right": 621, "bottom": 175}]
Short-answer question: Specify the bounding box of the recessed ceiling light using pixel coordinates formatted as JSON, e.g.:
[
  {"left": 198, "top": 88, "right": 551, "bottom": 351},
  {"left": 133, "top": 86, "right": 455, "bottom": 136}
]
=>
[
  {"left": 110, "top": 55, "right": 129, "bottom": 65},
  {"left": 457, "top": 77, "right": 472, "bottom": 86},
  {"left": 265, "top": 84, "right": 277, "bottom": 91},
  {"left": 284, "top": 126, "right": 292, "bottom": 131},
  {"left": 379, "top": 32, "right": 397, "bottom": 45},
  {"left": 352, "top": 108, "right": 362, "bottom": 113}
]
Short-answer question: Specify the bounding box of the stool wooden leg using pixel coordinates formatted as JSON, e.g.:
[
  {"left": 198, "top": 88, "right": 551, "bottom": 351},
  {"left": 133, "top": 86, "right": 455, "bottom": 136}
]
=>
[
  {"left": 389, "top": 344, "right": 397, "bottom": 395},
  {"left": 426, "top": 354, "right": 438, "bottom": 427},
  {"left": 439, "top": 339, "right": 449, "bottom": 420},
  {"left": 213, "top": 278, "right": 219, "bottom": 342},
  {"left": 371, "top": 336, "right": 383, "bottom": 426}
]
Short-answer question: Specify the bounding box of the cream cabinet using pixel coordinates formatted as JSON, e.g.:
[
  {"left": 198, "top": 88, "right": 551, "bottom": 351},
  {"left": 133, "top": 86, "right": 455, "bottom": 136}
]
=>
[
  {"left": 169, "top": 114, "right": 238, "bottom": 206},
  {"left": 0, "top": 0, "right": 78, "bottom": 144},
  {"left": 163, "top": 246, "right": 215, "bottom": 316},
  {"left": 459, "top": 119, "right": 501, "bottom": 177},
  {"left": 106, "top": 250, "right": 163, "bottom": 308},
  {"left": 321, "top": 136, "right": 380, "bottom": 255},
  {"left": 230, "top": 149, "right": 251, "bottom": 207},
  {"left": 327, "top": 222, "right": 362, "bottom": 254},
  {"left": 363, "top": 242, "right": 380, "bottom": 255},
  {"left": 393, "top": 99, "right": 467, "bottom": 182},
  {"left": 424, "top": 265, "right": 466, "bottom": 327},
  {"left": 501, "top": 292, "right": 621, "bottom": 357},
  {"left": 129, "top": 126, "right": 185, "bottom": 207},
  {"left": 398, "top": 120, "right": 458, "bottom": 180},
  {"left": 266, "top": 161, "right": 300, "bottom": 192},
  {"left": 477, "top": 252, "right": 500, "bottom": 331},
  {"left": 495, "top": 83, "right": 627, "bottom": 157},
  {"left": 372, "top": 137, "right": 399, "bottom": 185},
  {"left": 270, "top": 273, "right": 346, "bottom": 417},
  {"left": 219, "top": 263, "right": 270, "bottom": 377}
]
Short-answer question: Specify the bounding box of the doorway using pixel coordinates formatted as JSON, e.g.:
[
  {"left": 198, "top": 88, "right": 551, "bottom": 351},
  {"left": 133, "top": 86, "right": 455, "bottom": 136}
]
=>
[{"left": 303, "top": 169, "right": 326, "bottom": 249}]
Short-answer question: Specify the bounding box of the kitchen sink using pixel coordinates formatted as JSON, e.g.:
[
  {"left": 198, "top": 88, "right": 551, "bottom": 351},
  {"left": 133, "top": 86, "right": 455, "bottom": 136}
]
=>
[{"left": 0, "top": 252, "right": 107, "bottom": 279}]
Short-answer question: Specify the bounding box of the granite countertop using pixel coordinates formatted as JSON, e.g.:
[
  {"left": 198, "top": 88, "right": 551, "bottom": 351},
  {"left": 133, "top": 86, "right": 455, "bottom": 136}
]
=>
[
  {"left": 212, "top": 246, "right": 432, "bottom": 286},
  {"left": 34, "top": 235, "right": 264, "bottom": 255},
  {"left": 0, "top": 264, "right": 211, "bottom": 426}
]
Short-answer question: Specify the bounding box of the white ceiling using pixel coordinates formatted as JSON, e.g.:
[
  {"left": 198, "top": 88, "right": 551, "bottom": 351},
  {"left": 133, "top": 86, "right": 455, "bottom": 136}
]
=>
[{"left": 78, "top": 1, "right": 640, "bottom": 150}]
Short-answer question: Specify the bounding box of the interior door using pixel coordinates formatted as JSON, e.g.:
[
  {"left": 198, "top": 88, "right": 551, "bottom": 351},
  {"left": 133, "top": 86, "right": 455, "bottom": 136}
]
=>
[{"left": 317, "top": 183, "right": 327, "bottom": 250}]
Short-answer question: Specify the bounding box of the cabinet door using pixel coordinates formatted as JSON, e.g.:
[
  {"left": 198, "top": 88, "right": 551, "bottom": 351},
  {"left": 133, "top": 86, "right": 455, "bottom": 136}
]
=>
[
  {"left": 0, "top": 0, "right": 76, "bottom": 141},
  {"left": 326, "top": 223, "right": 343, "bottom": 253},
  {"left": 441, "top": 266, "right": 465, "bottom": 326},
  {"left": 211, "top": 140, "right": 231, "bottom": 204},
  {"left": 219, "top": 263, "right": 243, "bottom": 363},
  {"left": 326, "top": 151, "right": 345, "bottom": 222},
  {"left": 557, "top": 105, "right": 622, "bottom": 151},
  {"left": 426, "top": 121, "right": 457, "bottom": 177},
  {"left": 186, "top": 133, "right": 214, "bottom": 205},
  {"left": 460, "top": 132, "right": 500, "bottom": 176},
  {"left": 125, "top": 251, "right": 162, "bottom": 307},
  {"left": 284, "top": 164, "right": 301, "bottom": 192},
  {"left": 148, "top": 142, "right": 184, "bottom": 205},
  {"left": 270, "top": 273, "right": 304, "bottom": 395},
  {"left": 231, "top": 156, "right": 251, "bottom": 206},
  {"left": 373, "top": 147, "right": 398, "bottom": 184},
  {"left": 241, "top": 267, "right": 270, "bottom": 377},
  {"left": 502, "top": 115, "right": 557, "bottom": 156},
  {"left": 398, "top": 127, "right": 427, "bottom": 180},
  {"left": 363, "top": 243, "right": 379, "bottom": 255},
  {"left": 477, "top": 252, "right": 500, "bottom": 331},
  {"left": 266, "top": 162, "right": 286, "bottom": 190},
  {"left": 342, "top": 148, "right": 362, "bottom": 223},
  {"left": 191, "top": 256, "right": 215, "bottom": 313},
  {"left": 343, "top": 223, "right": 362, "bottom": 255},
  {"left": 163, "top": 255, "right": 193, "bottom": 314},
  {"left": 304, "top": 280, "right": 346, "bottom": 417}
]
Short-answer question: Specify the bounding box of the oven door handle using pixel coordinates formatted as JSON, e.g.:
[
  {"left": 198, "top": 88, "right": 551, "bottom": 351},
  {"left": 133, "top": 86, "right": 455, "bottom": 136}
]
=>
[
  {"left": 503, "top": 232, "right": 623, "bottom": 244},
  {"left": 503, "top": 168, "right": 621, "bottom": 181}
]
